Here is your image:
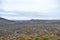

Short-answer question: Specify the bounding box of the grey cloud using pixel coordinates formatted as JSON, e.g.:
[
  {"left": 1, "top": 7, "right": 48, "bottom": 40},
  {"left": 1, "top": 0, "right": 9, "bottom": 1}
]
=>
[
  {"left": 0, "top": 0, "right": 2, "bottom": 4},
  {"left": 0, "top": 11, "right": 59, "bottom": 19},
  {"left": 0, "top": 10, "right": 47, "bottom": 18}
]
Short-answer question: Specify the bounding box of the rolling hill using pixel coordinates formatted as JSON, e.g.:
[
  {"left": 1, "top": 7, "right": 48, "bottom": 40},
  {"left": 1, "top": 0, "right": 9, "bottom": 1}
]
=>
[{"left": 0, "top": 17, "right": 60, "bottom": 35}]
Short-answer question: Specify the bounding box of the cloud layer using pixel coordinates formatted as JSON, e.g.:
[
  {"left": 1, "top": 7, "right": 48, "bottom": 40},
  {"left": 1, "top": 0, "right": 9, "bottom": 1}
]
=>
[{"left": 0, "top": 0, "right": 60, "bottom": 20}]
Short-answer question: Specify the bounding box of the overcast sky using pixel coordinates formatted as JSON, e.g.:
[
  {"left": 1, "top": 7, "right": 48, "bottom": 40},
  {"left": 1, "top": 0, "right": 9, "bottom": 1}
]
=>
[{"left": 0, "top": 0, "right": 60, "bottom": 20}]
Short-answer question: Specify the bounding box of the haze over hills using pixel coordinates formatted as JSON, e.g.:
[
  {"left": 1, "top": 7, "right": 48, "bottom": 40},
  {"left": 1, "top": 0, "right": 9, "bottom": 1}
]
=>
[
  {"left": 0, "top": 17, "right": 60, "bottom": 24},
  {"left": 0, "top": 17, "right": 60, "bottom": 30}
]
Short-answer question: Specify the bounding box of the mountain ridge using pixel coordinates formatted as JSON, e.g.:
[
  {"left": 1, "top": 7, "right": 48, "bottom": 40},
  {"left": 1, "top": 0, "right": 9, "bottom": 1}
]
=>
[{"left": 0, "top": 17, "right": 60, "bottom": 24}]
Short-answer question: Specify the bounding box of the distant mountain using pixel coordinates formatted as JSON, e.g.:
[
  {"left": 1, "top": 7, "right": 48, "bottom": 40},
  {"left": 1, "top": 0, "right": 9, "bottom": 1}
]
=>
[
  {"left": 30, "top": 19, "right": 60, "bottom": 24},
  {"left": 0, "top": 17, "right": 7, "bottom": 20},
  {"left": 14, "top": 19, "right": 60, "bottom": 25},
  {"left": 0, "top": 17, "right": 60, "bottom": 24},
  {"left": 0, "top": 17, "right": 14, "bottom": 22}
]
